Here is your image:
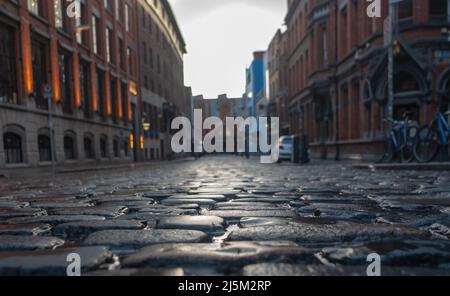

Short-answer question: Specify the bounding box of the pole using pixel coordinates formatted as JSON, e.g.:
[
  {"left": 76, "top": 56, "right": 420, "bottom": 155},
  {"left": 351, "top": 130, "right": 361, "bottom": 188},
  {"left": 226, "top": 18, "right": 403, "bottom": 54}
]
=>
[
  {"left": 387, "top": 1, "right": 395, "bottom": 128},
  {"left": 47, "top": 96, "right": 56, "bottom": 178}
]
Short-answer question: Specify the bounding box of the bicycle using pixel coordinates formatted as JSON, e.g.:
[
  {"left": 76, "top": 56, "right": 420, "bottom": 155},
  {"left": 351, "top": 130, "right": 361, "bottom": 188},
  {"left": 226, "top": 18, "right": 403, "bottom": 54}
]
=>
[
  {"left": 376, "top": 112, "right": 418, "bottom": 163},
  {"left": 413, "top": 111, "right": 450, "bottom": 163}
]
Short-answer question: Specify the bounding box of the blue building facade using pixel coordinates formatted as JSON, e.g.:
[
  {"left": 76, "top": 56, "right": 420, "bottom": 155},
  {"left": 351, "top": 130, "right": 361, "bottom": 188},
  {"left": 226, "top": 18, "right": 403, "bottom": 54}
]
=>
[{"left": 245, "top": 51, "right": 266, "bottom": 117}]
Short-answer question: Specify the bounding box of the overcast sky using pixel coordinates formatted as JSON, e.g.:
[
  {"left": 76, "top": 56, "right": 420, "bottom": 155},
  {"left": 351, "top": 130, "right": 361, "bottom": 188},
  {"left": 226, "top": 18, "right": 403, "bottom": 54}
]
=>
[{"left": 169, "top": 0, "right": 286, "bottom": 98}]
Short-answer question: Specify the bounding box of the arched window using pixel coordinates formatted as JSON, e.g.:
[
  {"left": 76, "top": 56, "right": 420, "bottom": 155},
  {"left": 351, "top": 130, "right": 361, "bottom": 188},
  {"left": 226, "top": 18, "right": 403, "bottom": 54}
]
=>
[
  {"left": 100, "top": 135, "right": 108, "bottom": 158},
  {"left": 64, "top": 135, "right": 76, "bottom": 160},
  {"left": 84, "top": 135, "right": 95, "bottom": 159},
  {"left": 4, "top": 132, "right": 23, "bottom": 163},
  {"left": 38, "top": 134, "right": 51, "bottom": 162}
]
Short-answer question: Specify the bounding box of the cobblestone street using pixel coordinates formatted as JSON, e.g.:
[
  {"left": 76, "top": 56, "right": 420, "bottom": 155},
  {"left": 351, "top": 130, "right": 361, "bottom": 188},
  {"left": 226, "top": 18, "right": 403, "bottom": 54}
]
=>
[{"left": 1, "top": 156, "right": 450, "bottom": 276}]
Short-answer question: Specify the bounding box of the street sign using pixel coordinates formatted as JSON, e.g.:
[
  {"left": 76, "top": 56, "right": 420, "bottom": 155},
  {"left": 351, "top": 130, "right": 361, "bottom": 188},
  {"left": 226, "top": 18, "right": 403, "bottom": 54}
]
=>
[{"left": 42, "top": 84, "right": 53, "bottom": 100}]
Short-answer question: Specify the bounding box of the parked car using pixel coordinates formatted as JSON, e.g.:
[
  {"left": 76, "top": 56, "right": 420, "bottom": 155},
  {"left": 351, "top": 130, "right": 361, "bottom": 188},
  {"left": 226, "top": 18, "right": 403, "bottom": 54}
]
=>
[{"left": 278, "top": 136, "right": 293, "bottom": 161}]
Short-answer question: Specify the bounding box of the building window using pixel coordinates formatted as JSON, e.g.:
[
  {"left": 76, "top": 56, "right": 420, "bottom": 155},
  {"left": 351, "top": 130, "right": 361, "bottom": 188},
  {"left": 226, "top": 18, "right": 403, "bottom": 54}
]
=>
[
  {"left": 104, "top": 0, "right": 112, "bottom": 11},
  {"left": 157, "top": 54, "right": 161, "bottom": 73},
  {"left": 127, "top": 47, "right": 133, "bottom": 75},
  {"left": 394, "top": 71, "right": 420, "bottom": 93},
  {"left": 121, "top": 82, "right": 128, "bottom": 120},
  {"left": 398, "top": 0, "right": 413, "bottom": 20},
  {"left": 122, "top": 139, "right": 129, "bottom": 157},
  {"left": 113, "top": 138, "right": 119, "bottom": 157},
  {"left": 4, "top": 132, "right": 23, "bottom": 164},
  {"left": 430, "top": 0, "right": 450, "bottom": 22},
  {"left": 0, "top": 23, "right": 18, "bottom": 104},
  {"left": 149, "top": 47, "right": 154, "bottom": 68},
  {"left": 106, "top": 28, "right": 112, "bottom": 63},
  {"left": 84, "top": 136, "right": 95, "bottom": 159},
  {"left": 148, "top": 16, "right": 153, "bottom": 32},
  {"left": 59, "top": 51, "right": 72, "bottom": 114},
  {"left": 115, "top": 0, "right": 121, "bottom": 20},
  {"left": 28, "top": 0, "right": 43, "bottom": 17},
  {"left": 64, "top": 135, "right": 76, "bottom": 160},
  {"left": 31, "top": 39, "right": 48, "bottom": 110},
  {"left": 76, "top": 2, "right": 88, "bottom": 45},
  {"left": 38, "top": 135, "right": 52, "bottom": 162},
  {"left": 118, "top": 38, "right": 125, "bottom": 71},
  {"left": 54, "top": 0, "right": 69, "bottom": 32},
  {"left": 339, "top": 8, "right": 348, "bottom": 57},
  {"left": 79, "top": 61, "right": 90, "bottom": 117},
  {"left": 100, "top": 135, "right": 108, "bottom": 158},
  {"left": 92, "top": 15, "right": 100, "bottom": 55},
  {"left": 110, "top": 77, "right": 117, "bottom": 122},
  {"left": 125, "top": 4, "right": 130, "bottom": 32},
  {"left": 96, "top": 69, "right": 105, "bottom": 117},
  {"left": 143, "top": 42, "right": 147, "bottom": 64},
  {"left": 322, "top": 28, "right": 328, "bottom": 66},
  {"left": 54, "top": 0, "right": 63, "bottom": 28}
]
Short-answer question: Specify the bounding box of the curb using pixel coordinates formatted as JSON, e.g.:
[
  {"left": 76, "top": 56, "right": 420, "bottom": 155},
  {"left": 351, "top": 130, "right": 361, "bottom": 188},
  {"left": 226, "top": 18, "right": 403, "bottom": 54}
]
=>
[
  {"left": 353, "top": 163, "right": 450, "bottom": 171},
  {"left": 0, "top": 157, "right": 196, "bottom": 179},
  {"left": 57, "top": 158, "right": 195, "bottom": 174}
]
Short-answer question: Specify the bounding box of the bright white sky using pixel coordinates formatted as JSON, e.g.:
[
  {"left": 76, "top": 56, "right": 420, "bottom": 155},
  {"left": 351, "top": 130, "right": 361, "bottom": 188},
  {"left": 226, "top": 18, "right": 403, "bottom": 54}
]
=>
[{"left": 169, "top": 0, "right": 286, "bottom": 98}]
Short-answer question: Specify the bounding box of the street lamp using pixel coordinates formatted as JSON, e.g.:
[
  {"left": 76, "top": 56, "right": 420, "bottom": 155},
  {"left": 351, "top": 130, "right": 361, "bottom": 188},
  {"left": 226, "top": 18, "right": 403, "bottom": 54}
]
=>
[{"left": 386, "top": 0, "right": 404, "bottom": 127}]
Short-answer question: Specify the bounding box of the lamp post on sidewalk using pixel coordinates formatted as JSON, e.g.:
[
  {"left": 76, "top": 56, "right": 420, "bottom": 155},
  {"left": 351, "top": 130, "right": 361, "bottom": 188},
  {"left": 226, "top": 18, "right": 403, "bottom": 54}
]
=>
[
  {"left": 42, "top": 84, "right": 55, "bottom": 178},
  {"left": 386, "top": 0, "right": 403, "bottom": 127}
]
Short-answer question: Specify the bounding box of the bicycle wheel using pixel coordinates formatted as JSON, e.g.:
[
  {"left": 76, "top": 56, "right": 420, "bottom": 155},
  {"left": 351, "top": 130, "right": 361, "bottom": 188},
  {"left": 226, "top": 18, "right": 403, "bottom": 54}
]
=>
[
  {"left": 414, "top": 126, "right": 440, "bottom": 163},
  {"left": 447, "top": 142, "right": 450, "bottom": 160},
  {"left": 402, "top": 142, "right": 415, "bottom": 163},
  {"left": 403, "top": 124, "right": 419, "bottom": 163}
]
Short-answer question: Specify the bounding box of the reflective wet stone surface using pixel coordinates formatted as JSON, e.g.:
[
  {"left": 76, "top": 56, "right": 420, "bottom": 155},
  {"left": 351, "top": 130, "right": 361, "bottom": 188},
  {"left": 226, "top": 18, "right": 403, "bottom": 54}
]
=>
[{"left": 1, "top": 156, "right": 450, "bottom": 275}]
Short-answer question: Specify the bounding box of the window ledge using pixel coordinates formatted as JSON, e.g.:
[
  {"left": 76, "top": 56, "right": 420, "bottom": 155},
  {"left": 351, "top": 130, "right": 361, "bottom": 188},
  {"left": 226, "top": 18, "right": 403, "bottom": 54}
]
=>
[{"left": 4, "top": 163, "right": 29, "bottom": 169}]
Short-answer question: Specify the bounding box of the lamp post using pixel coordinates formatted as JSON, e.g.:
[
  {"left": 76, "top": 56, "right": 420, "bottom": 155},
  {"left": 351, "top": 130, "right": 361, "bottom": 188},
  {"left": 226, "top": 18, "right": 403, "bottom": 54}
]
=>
[
  {"left": 387, "top": 0, "right": 403, "bottom": 125},
  {"left": 387, "top": 1, "right": 395, "bottom": 127}
]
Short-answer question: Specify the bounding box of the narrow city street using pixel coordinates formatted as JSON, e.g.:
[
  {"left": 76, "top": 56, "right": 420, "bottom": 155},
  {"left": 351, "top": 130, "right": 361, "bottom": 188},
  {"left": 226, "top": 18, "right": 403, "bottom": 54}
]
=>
[{"left": 1, "top": 156, "right": 450, "bottom": 276}]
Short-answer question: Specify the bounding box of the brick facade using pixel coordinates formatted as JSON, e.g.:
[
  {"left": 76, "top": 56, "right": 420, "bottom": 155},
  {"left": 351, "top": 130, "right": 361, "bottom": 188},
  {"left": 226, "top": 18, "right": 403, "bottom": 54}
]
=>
[
  {"left": 283, "top": 0, "right": 450, "bottom": 160},
  {"left": 0, "top": 0, "right": 187, "bottom": 168}
]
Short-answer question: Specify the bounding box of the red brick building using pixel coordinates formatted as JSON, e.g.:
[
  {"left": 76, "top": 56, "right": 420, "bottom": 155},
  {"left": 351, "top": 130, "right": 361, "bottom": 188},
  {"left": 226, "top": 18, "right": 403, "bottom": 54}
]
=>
[
  {"left": 0, "top": 0, "right": 188, "bottom": 168},
  {"left": 137, "top": 0, "right": 187, "bottom": 161},
  {"left": 267, "top": 29, "right": 290, "bottom": 136},
  {"left": 284, "top": 0, "right": 450, "bottom": 160}
]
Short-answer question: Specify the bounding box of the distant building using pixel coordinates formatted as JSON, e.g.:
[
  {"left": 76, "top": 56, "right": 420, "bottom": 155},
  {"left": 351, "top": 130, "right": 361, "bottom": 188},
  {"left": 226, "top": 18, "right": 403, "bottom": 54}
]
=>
[
  {"left": 190, "top": 94, "right": 251, "bottom": 152},
  {"left": 137, "top": 0, "right": 187, "bottom": 162},
  {"left": 245, "top": 51, "right": 266, "bottom": 118},
  {"left": 268, "top": 29, "right": 289, "bottom": 136}
]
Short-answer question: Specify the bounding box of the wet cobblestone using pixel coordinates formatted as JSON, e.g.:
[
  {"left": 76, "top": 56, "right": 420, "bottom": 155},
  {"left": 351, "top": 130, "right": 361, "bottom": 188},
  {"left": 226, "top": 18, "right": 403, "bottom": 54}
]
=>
[{"left": 1, "top": 156, "right": 450, "bottom": 275}]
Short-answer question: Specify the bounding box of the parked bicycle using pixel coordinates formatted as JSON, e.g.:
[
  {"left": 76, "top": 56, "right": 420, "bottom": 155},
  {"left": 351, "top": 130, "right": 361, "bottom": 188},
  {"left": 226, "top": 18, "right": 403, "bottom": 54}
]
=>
[
  {"left": 376, "top": 112, "right": 418, "bottom": 163},
  {"left": 413, "top": 111, "right": 450, "bottom": 163}
]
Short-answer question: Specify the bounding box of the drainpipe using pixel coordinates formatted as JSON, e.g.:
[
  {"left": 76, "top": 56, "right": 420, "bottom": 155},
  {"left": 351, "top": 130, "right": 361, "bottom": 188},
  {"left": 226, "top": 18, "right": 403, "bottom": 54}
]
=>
[{"left": 334, "top": 0, "right": 340, "bottom": 161}]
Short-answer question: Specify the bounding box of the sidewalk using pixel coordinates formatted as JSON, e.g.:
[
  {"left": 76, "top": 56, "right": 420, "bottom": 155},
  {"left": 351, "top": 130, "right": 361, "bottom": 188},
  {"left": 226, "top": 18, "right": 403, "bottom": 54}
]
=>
[
  {"left": 0, "top": 157, "right": 195, "bottom": 180},
  {"left": 353, "top": 162, "right": 450, "bottom": 171}
]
